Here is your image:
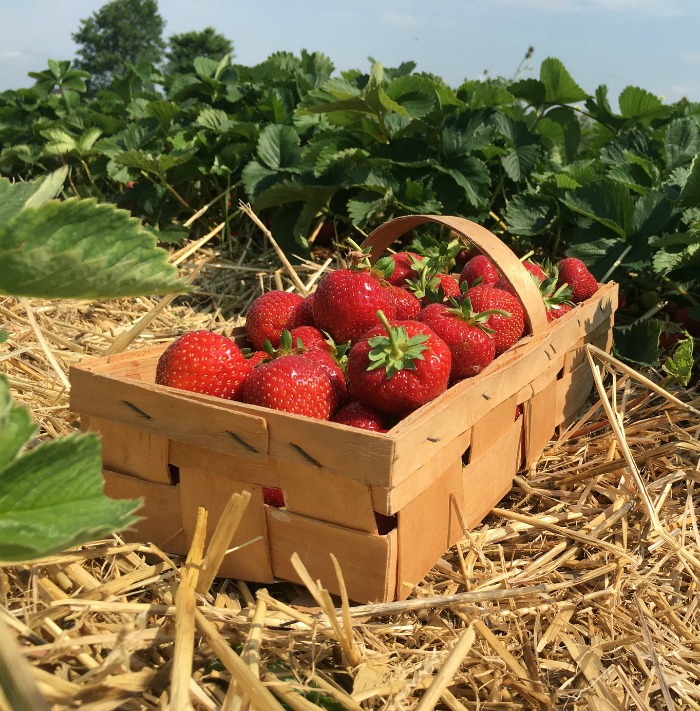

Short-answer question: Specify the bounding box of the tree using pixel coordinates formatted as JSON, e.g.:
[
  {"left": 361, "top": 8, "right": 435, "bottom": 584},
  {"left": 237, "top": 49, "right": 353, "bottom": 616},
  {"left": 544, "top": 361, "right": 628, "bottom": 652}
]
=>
[
  {"left": 72, "top": 0, "right": 165, "bottom": 91},
  {"left": 164, "top": 27, "right": 234, "bottom": 75}
]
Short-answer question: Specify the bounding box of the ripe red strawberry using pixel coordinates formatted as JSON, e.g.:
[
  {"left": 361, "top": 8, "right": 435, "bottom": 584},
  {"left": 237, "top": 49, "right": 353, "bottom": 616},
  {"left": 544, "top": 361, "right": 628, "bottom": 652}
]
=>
[
  {"left": 302, "top": 347, "right": 348, "bottom": 404},
  {"left": 312, "top": 269, "right": 397, "bottom": 344},
  {"left": 156, "top": 330, "right": 252, "bottom": 400},
  {"left": 246, "top": 290, "right": 313, "bottom": 350},
  {"left": 347, "top": 312, "right": 451, "bottom": 414},
  {"left": 390, "top": 285, "right": 422, "bottom": 320},
  {"left": 331, "top": 401, "right": 388, "bottom": 432},
  {"left": 246, "top": 350, "right": 270, "bottom": 367},
  {"left": 459, "top": 255, "right": 500, "bottom": 288},
  {"left": 288, "top": 325, "right": 331, "bottom": 352},
  {"left": 405, "top": 268, "right": 461, "bottom": 306},
  {"left": 384, "top": 251, "right": 424, "bottom": 287},
  {"left": 494, "top": 259, "right": 548, "bottom": 296},
  {"left": 241, "top": 354, "right": 338, "bottom": 420},
  {"left": 462, "top": 285, "right": 525, "bottom": 355},
  {"left": 418, "top": 300, "right": 498, "bottom": 381},
  {"left": 263, "top": 487, "right": 285, "bottom": 507},
  {"left": 523, "top": 259, "right": 547, "bottom": 282},
  {"left": 556, "top": 257, "right": 599, "bottom": 303}
]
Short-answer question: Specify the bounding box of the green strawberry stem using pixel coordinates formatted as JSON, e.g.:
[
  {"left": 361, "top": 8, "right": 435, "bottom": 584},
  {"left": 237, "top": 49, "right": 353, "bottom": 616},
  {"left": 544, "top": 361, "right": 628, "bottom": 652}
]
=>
[{"left": 367, "top": 310, "right": 430, "bottom": 378}]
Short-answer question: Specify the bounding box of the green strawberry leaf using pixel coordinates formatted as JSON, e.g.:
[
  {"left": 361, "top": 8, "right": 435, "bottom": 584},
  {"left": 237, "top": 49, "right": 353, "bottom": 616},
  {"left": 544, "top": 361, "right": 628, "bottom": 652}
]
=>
[
  {"left": 540, "top": 57, "right": 588, "bottom": 105},
  {"left": 662, "top": 337, "right": 695, "bottom": 386},
  {"left": 0, "top": 167, "right": 67, "bottom": 225},
  {"left": 0, "top": 376, "right": 141, "bottom": 561},
  {"left": 613, "top": 320, "right": 664, "bottom": 367},
  {"left": 561, "top": 179, "right": 634, "bottom": 239},
  {"left": 665, "top": 118, "right": 700, "bottom": 170},
  {"left": 0, "top": 198, "right": 189, "bottom": 299}
]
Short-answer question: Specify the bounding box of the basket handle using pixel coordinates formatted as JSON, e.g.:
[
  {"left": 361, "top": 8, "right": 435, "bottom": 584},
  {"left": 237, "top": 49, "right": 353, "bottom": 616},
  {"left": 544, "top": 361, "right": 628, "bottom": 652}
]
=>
[{"left": 360, "top": 214, "right": 549, "bottom": 337}]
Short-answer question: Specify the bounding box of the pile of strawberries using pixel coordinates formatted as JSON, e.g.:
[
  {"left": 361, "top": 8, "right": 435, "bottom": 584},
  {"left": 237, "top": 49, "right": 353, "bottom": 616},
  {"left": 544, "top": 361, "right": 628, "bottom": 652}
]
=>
[{"left": 156, "top": 241, "right": 600, "bottom": 434}]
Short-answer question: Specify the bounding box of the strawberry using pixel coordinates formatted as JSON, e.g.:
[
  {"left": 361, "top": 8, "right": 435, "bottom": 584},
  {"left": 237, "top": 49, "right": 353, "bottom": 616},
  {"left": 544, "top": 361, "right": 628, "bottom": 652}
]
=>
[
  {"left": 405, "top": 266, "right": 461, "bottom": 306},
  {"left": 241, "top": 354, "right": 338, "bottom": 420},
  {"left": 246, "top": 350, "right": 270, "bottom": 367},
  {"left": 459, "top": 255, "right": 500, "bottom": 288},
  {"left": 555, "top": 257, "right": 599, "bottom": 303},
  {"left": 418, "top": 299, "right": 499, "bottom": 381},
  {"left": 312, "top": 269, "right": 397, "bottom": 344},
  {"left": 156, "top": 330, "right": 252, "bottom": 400},
  {"left": 389, "top": 285, "right": 422, "bottom": 320},
  {"left": 260, "top": 330, "right": 348, "bottom": 404},
  {"left": 302, "top": 347, "right": 348, "bottom": 405},
  {"left": 288, "top": 325, "right": 332, "bottom": 352},
  {"left": 347, "top": 312, "right": 451, "bottom": 414},
  {"left": 263, "top": 487, "right": 285, "bottom": 507},
  {"left": 245, "top": 290, "right": 313, "bottom": 350},
  {"left": 522, "top": 259, "right": 548, "bottom": 282},
  {"left": 541, "top": 276, "right": 576, "bottom": 322},
  {"left": 384, "top": 251, "right": 425, "bottom": 287},
  {"left": 461, "top": 285, "right": 525, "bottom": 355},
  {"left": 331, "top": 401, "right": 388, "bottom": 432}
]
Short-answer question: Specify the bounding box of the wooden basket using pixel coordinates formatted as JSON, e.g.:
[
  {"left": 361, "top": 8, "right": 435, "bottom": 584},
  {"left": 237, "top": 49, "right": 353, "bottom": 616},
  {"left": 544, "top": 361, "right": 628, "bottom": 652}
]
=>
[{"left": 69, "top": 215, "right": 618, "bottom": 603}]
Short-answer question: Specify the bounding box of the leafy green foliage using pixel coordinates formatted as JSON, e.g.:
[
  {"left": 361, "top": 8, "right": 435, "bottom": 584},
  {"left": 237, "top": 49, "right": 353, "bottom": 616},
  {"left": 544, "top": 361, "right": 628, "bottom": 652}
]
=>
[
  {"left": 0, "top": 171, "right": 188, "bottom": 298},
  {"left": 1, "top": 51, "right": 699, "bottom": 370},
  {"left": 662, "top": 337, "right": 695, "bottom": 386},
  {"left": 0, "top": 376, "right": 140, "bottom": 561}
]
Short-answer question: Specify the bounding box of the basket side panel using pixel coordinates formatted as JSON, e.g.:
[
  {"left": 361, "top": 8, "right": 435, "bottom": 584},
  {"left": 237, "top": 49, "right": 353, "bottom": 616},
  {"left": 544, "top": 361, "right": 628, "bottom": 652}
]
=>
[
  {"left": 266, "top": 509, "right": 397, "bottom": 603},
  {"left": 82, "top": 416, "right": 171, "bottom": 484},
  {"left": 462, "top": 418, "right": 522, "bottom": 529},
  {"left": 523, "top": 379, "right": 558, "bottom": 467},
  {"left": 169, "top": 442, "right": 280, "bottom": 488},
  {"left": 470, "top": 394, "right": 519, "bottom": 461},
  {"left": 178, "top": 467, "right": 274, "bottom": 583},
  {"left": 371, "top": 429, "right": 471, "bottom": 515},
  {"left": 70, "top": 368, "right": 270, "bottom": 460},
  {"left": 102, "top": 470, "right": 187, "bottom": 553},
  {"left": 277, "top": 461, "right": 378, "bottom": 533},
  {"left": 396, "top": 458, "right": 465, "bottom": 600}
]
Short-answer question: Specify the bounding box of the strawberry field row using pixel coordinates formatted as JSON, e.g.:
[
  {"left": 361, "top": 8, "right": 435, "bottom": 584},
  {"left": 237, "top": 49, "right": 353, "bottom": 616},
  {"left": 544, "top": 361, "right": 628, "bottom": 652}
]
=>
[{"left": 0, "top": 53, "right": 697, "bottom": 373}]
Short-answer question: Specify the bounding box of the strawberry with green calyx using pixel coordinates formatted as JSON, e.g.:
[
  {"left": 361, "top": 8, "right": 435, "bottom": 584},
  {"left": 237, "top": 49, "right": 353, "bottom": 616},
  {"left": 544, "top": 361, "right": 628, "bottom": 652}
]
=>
[
  {"left": 461, "top": 285, "right": 524, "bottom": 355},
  {"left": 347, "top": 311, "right": 451, "bottom": 414},
  {"left": 242, "top": 354, "right": 339, "bottom": 420},
  {"left": 418, "top": 297, "right": 505, "bottom": 381},
  {"left": 540, "top": 277, "right": 575, "bottom": 322},
  {"left": 261, "top": 329, "right": 348, "bottom": 404},
  {"left": 156, "top": 330, "right": 252, "bottom": 400},
  {"left": 404, "top": 258, "right": 461, "bottom": 306},
  {"left": 245, "top": 290, "right": 314, "bottom": 351},
  {"left": 379, "top": 251, "right": 425, "bottom": 287},
  {"left": 312, "top": 259, "right": 397, "bottom": 344},
  {"left": 331, "top": 401, "right": 388, "bottom": 432},
  {"left": 288, "top": 325, "right": 332, "bottom": 352},
  {"left": 555, "top": 257, "right": 599, "bottom": 303}
]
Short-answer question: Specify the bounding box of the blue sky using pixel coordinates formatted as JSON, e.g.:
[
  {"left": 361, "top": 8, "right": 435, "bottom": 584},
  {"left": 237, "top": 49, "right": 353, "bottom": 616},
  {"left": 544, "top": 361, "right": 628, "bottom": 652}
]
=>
[{"left": 1, "top": 0, "right": 699, "bottom": 107}]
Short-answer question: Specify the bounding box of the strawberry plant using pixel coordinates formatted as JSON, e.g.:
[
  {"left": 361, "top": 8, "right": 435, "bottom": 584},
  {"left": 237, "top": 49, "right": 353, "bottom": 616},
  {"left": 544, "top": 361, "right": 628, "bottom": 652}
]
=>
[{"left": 1, "top": 51, "right": 698, "bottom": 372}]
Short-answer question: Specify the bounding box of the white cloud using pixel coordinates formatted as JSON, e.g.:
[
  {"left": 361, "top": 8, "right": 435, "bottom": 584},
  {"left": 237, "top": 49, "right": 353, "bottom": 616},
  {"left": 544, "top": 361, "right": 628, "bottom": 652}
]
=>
[
  {"left": 0, "top": 50, "right": 24, "bottom": 60},
  {"left": 679, "top": 51, "right": 700, "bottom": 63}
]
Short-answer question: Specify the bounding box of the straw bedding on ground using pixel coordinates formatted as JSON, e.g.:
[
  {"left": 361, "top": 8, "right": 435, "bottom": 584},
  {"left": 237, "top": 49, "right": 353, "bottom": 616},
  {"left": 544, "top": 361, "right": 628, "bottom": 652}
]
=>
[{"left": 1, "top": 235, "right": 699, "bottom": 710}]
